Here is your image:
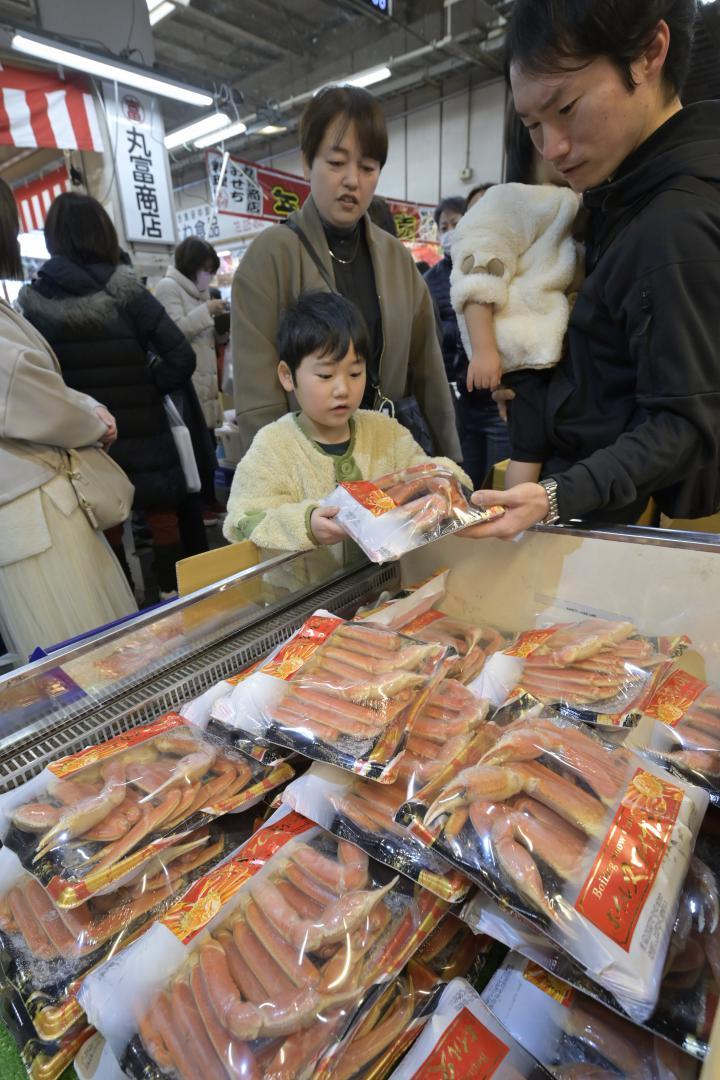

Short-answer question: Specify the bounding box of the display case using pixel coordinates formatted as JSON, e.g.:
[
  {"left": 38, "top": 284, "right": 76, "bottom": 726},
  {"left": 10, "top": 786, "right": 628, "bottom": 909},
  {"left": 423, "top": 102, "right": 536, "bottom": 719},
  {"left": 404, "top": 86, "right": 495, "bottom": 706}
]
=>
[{"left": 2, "top": 522, "right": 720, "bottom": 1076}]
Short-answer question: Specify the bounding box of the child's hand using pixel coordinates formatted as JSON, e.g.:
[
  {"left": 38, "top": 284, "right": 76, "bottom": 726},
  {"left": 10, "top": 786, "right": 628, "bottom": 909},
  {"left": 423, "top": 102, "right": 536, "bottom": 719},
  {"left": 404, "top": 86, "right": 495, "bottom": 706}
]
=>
[
  {"left": 310, "top": 506, "right": 348, "bottom": 546},
  {"left": 467, "top": 349, "right": 503, "bottom": 393}
]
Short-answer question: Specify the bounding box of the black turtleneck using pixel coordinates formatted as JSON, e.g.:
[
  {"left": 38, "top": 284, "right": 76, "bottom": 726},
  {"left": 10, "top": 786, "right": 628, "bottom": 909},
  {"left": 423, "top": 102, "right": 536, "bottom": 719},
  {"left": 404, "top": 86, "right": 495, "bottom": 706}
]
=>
[{"left": 322, "top": 218, "right": 383, "bottom": 407}]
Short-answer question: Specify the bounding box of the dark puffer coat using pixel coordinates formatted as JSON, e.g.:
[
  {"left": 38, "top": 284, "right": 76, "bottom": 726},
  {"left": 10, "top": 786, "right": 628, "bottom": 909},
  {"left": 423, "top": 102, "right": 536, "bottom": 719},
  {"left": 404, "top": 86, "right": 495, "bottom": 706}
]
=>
[{"left": 19, "top": 259, "right": 196, "bottom": 511}]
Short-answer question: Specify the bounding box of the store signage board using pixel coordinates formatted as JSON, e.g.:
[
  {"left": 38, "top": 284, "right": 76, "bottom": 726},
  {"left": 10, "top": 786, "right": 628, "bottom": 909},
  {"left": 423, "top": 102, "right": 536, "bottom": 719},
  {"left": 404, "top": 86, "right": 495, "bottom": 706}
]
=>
[
  {"left": 103, "top": 83, "right": 176, "bottom": 245},
  {"left": 361, "top": 0, "right": 392, "bottom": 13},
  {"left": 206, "top": 150, "right": 435, "bottom": 241},
  {"left": 175, "top": 202, "right": 268, "bottom": 243}
]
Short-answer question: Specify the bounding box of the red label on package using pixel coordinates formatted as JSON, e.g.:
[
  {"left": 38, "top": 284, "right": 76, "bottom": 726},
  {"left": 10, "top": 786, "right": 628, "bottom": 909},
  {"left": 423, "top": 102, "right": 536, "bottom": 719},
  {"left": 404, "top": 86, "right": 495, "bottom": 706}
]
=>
[
  {"left": 226, "top": 659, "right": 263, "bottom": 687},
  {"left": 505, "top": 626, "right": 560, "bottom": 659},
  {"left": 341, "top": 480, "right": 396, "bottom": 516},
  {"left": 262, "top": 615, "right": 343, "bottom": 680},
  {"left": 402, "top": 610, "right": 446, "bottom": 634},
  {"left": 576, "top": 769, "right": 684, "bottom": 950},
  {"left": 162, "top": 811, "right": 313, "bottom": 943},
  {"left": 644, "top": 669, "right": 707, "bottom": 727},
  {"left": 48, "top": 712, "right": 185, "bottom": 778},
  {"left": 522, "top": 961, "right": 575, "bottom": 1007},
  {"left": 410, "top": 1006, "right": 509, "bottom": 1079}
]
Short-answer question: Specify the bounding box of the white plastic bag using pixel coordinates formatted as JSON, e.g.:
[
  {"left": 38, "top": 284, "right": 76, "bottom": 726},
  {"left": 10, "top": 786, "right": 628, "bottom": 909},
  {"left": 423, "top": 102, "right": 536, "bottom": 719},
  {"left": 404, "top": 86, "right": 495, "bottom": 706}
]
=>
[{"left": 164, "top": 394, "right": 201, "bottom": 493}]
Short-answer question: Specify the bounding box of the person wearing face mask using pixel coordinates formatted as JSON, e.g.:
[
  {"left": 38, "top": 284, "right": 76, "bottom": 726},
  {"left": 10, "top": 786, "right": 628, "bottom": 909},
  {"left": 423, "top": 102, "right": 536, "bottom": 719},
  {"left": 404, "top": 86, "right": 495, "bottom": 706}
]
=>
[
  {"left": 231, "top": 86, "right": 460, "bottom": 461},
  {"left": 155, "top": 237, "right": 225, "bottom": 436}
]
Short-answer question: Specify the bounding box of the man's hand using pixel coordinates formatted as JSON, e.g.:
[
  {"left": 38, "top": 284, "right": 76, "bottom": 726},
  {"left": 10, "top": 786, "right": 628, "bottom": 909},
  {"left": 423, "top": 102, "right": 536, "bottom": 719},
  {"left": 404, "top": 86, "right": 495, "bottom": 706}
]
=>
[
  {"left": 467, "top": 349, "right": 503, "bottom": 393},
  {"left": 491, "top": 386, "right": 515, "bottom": 422},
  {"left": 460, "top": 483, "right": 551, "bottom": 540},
  {"left": 310, "top": 506, "right": 348, "bottom": 546},
  {"left": 95, "top": 405, "right": 117, "bottom": 448}
]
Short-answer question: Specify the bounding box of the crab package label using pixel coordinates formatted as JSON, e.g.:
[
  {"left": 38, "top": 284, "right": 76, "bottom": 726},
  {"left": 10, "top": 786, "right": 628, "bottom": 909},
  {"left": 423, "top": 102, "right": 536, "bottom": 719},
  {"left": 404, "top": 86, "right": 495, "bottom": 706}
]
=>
[
  {"left": 322, "top": 463, "right": 504, "bottom": 563},
  {"left": 0, "top": 713, "right": 294, "bottom": 907},
  {"left": 0, "top": 815, "right": 252, "bottom": 1044},
  {"left": 79, "top": 817, "right": 447, "bottom": 1080},
  {"left": 495, "top": 618, "right": 687, "bottom": 725},
  {"left": 396, "top": 712, "right": 708, "bottom": 1022},
  {"left": 212, "top": 610, "right": 452, "bottom": 783},
  {"left": 627, "top": 670, "right": 720, "bottom": 801},
  {"left": 387, "top": 976, "right": 550, "bottom": 1079},
  {"left": 482, "top": 952, "right": 699, "bottom": 1079}
]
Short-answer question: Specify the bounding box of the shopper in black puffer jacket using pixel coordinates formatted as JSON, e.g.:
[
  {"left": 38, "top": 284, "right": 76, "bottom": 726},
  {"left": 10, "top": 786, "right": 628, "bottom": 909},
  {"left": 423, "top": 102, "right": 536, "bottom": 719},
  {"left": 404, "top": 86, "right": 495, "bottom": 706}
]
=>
[{"left": 20, "top": 193, "right": 210, "bottom": 597}]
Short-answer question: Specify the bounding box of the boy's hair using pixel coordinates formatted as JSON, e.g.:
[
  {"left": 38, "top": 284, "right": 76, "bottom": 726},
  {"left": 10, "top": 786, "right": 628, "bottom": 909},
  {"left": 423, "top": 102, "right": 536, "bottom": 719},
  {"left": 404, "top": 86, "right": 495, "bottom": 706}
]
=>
[
  {"left": 277, "top": 292, "right": 370, "bottom": 381},
  {"left": 506, "top": 0, "right": 695, "bottom": 100}
]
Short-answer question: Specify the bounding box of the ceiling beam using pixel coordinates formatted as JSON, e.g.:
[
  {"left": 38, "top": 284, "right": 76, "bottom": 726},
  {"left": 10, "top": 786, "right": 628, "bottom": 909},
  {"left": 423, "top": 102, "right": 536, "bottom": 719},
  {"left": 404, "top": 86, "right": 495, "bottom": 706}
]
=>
[{"left": 170, "top": 4, "right": 301, "bottom": 59}]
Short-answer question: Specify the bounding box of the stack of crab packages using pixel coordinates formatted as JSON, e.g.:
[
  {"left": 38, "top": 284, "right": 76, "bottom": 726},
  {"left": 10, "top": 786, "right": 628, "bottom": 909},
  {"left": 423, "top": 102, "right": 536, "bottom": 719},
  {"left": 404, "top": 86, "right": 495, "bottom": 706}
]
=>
[{"left": 0, "top": 712, "right": 293, "bottom": 1080}]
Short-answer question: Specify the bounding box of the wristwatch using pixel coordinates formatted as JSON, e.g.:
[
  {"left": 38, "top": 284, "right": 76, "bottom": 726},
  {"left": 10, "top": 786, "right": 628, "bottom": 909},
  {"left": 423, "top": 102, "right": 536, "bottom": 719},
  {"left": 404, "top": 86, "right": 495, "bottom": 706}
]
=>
[{"left": 538, "top": 478, "right": 560, "bottom": 525}]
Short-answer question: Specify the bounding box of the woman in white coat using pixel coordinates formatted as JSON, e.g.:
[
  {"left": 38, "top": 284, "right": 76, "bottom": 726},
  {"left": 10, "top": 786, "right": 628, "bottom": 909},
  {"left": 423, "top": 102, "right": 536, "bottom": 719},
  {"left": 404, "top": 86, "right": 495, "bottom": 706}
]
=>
[
  {"left": 155, "top": 237, "right": 225, "bottom": 434},
  {"left": 0, "top": 180, "right": 136, "bottom": 663}
]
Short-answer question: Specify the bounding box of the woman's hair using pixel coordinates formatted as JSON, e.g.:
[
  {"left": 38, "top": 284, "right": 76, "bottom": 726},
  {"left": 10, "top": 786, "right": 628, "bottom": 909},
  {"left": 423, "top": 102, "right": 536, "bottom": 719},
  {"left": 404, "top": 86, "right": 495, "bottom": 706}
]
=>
[
  {"left": 277, "top": 291, "right": 370, "bottom": 381},
  {"left": 433, "top": 196, "right": 467, "bottom": 227},
  {"left": 0, "top": 179, "right": 23, "bottom": 280},
  {"left": 44, "top": 192, "right": 120, "bottom": 265},
  {"left": 300, "top": 86, "right": 388, "bottom": 168},
  {"left": 175, "top": 236, "right": 220, "bottom": 279},
  {"left": 506, "top": 0, "right": 695, "bottom": 99},
  {"left": 465, "top": 182, "right": 496, "bottom": 206},
  {"left": 368, "top": 196, "right": 397, "bottom": 236},
  {"left": 504, "top": 107, "right": 537, "bottom": 184}
]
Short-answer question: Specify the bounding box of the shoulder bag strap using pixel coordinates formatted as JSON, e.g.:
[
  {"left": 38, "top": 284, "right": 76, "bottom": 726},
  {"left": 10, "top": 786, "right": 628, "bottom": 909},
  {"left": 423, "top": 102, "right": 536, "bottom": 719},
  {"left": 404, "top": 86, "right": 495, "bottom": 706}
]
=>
[{"left": 284, "top": 219, "right": 337, "bottom": 294}]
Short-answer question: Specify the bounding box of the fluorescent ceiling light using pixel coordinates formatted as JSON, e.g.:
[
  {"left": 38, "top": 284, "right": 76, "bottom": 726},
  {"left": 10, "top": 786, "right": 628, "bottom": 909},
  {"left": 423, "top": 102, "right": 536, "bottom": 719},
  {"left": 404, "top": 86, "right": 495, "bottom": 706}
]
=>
[
  {"left": 346, "top": 65, "right": 391, "bottom": 88},
  {"left": 165, "top": 112, "right": 230, "bottom": 149},
  {"left": 256, "top": 124, "right": 287, "bottom": 135},
  {"left": 194, "top": 119, "right": 247, "bottom": 148},
  {"left": 11, "top": 31, "right": 213, "bottom": 107}
]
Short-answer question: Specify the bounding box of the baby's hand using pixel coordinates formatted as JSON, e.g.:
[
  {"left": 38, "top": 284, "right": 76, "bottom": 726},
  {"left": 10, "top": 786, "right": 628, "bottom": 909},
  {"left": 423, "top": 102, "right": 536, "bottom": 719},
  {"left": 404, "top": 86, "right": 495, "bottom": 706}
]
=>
[
  {"left": 467, "top": 350, "right": 503, "bottom": 393},
  {"left": 310, "top": 506, "right": 348, "bottom": 546}
]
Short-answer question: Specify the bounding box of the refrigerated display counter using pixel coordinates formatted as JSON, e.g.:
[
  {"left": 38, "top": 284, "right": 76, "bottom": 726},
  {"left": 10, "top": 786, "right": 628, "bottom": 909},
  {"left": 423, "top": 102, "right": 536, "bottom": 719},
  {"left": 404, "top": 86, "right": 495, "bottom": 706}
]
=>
[{"left": 1, "top": 522, "right": 720, "bottom": 1078}]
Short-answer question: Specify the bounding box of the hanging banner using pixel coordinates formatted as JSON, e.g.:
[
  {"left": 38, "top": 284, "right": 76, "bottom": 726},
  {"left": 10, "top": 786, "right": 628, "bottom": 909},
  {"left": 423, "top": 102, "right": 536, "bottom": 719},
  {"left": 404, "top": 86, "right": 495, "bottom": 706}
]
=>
[
  {"left": 207, "top": 150, "right": 436, "bottom": 241},
  {"left": 14, "top": 165, "right": 71, "bottom": 233},
  {"left": 103, "top": 84, "right": 175, "bottom": 245},
  {"left": 0, "top": 62, "right": 103, "bottom": 151},
  {"left": 175, "top": 202, "right": 268, "bottom": 243}
]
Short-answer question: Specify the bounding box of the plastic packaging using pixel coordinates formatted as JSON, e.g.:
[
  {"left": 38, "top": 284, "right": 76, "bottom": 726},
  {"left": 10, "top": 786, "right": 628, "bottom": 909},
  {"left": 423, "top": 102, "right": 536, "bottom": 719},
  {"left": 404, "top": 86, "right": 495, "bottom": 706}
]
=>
[
  {"left": 322, "top": 463, "right": 503, "bottom": 562},
  {"left": 397, "top": 711, "right": 708, "bottom": 1022},
  {"left": 0, "top": 713, "right": 293, "bottom": 907},
  {"left": 0, "top": 1014, "right": 95, "bottom": 1080},
  {"left": 209, "top": 611, "right": 451, "bottom": 782},
  {"left": 494, "top": 618, "right": 685, "bottom": 725},
  {"left": 482, "top": 952, "right": 699, "bottom": 1079},
  {"left": 80, "top": 813, "right": 447, "bottom": 1080},
  {"left": 386, "top": 976, "right": 549, "bottom": 1079},
  {"left": 0, "top": 817, "right": 251, "bottom": 1043},
  {"left": 627, "top": 669, "right": 720, "bottom": 801},
  {"left": 395, "top": 610, "right": 506, "bottom": 684}
]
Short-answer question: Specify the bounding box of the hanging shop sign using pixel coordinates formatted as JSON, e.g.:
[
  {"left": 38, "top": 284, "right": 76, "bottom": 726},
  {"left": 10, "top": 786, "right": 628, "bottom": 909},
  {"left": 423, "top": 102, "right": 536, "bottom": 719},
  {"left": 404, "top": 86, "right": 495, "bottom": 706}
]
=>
[
  {"left": 0, "top": 62, "right": 103, "bottom": 151},
  {"left": 13, "top": 164, "right": 71, "bottom": 233},
  {"left": 384, "top": 198, "right": 437, "bottom": 243},
  {"left": 175, "top": 202, "right": 268, "bottom": 243},
  {"left": 103, "top": 84, "right": 175, "bottom": 245}
]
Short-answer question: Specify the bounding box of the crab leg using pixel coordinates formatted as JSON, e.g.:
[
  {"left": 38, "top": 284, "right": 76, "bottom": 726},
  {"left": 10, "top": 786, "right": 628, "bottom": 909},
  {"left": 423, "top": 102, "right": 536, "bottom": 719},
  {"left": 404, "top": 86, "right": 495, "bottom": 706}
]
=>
[
  {"left": 284, "top": 862, "right": 341, "bottom": 906},
  {"left": 7, "top": 884, "right": 57, "bottom": 958},
  {"left": 172, "top": 979, "right": 229, "bottom": 1080},
  {"left": 11, "top": 802, "right": 61, "bottom": 833},
  {"left": 32, "top": 759, "right": 127, "bottom": 859},
  {"left": 80, "top": 794, "right": 143, "bottom": 841},
  {"left": 190, "top": 957, "right": 256, "bottom": 1080},
  {"left": 137, "top": 993, "right": 176, "bottom": 1075},
  {"left": 88, "top": 788, "right": 182, "bottom": 873},
  {"left": 138, "top": 744, "right": 217, "bottom": 801},
  {"left": 275, "top": 880, "right": 324, "bottom": 921},
  {"left": 47, "top": 778, "right": 103, "bottom": 804},
  {"left": 244, "top": 897, "right": 320, "bottom": 986},
  {"left": 229, "top": 922, "right": 298, "bottom": 997},
  {"left": 23, "top": 877, "right": 78, "bottom": 955},
  {"left": 216, "top": 930, "right": 269, "bottom": 1003},
  {"left": 330, "top": 983, "right": 416, "bottom": 1080},
  {"left": 289, "top": 840, "right": 369, "bottom": 892},
  {"left": 334, "top": 623, "right": 403, "bottom": 652},
  {"left": 283, "top": 689, "right": 387, "bottom": 733},
  {"left": 75, "top": 881, "right": 176, "bottom": 955}
]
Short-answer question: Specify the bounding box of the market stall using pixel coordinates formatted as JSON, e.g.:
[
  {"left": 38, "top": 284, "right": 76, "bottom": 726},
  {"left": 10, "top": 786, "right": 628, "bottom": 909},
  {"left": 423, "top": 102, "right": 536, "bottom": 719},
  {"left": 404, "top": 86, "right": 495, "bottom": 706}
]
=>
[{"left": 1, "top": 523, "right": 719, "bottom": 1079}]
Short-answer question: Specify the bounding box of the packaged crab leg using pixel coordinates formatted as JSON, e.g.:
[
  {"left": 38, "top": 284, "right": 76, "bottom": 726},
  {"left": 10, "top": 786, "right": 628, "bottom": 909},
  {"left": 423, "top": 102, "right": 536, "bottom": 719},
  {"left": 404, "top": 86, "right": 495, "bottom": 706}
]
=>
[
  {"left": 79, "top": 814, "right": 447, "bottom": 1080},
  {"left": 210, "top": 611, "right": 451, "bottom": 782},
  {"left": 0, "top": 813, "right": 253, "bottom": 1044},
  {"left": 322, "top": 462, "right": 503, "bottom": 562},
  {"left": 490, "top": 618, "right": 687, "bottom": 726},
  {"left": 397, "top": 712, "right": 708, "bottom": 1022},
  {"left": 0, "top": 999, "right": 95, "bottom": 1080},
  {"left": 482, "top": 953, "right": 699, "bottom": 1079},
  {"left": 0, "top": 713, "right": 293, "bottom": 907},
  {"left": 625, "top": 670, "right": 720, "bottom": 802},
  {"left": 387, "top": 976, "right": 551, "bottom": 1079},
  {"left": 391, "top": 610, "right": 506, "bottom": 685}
]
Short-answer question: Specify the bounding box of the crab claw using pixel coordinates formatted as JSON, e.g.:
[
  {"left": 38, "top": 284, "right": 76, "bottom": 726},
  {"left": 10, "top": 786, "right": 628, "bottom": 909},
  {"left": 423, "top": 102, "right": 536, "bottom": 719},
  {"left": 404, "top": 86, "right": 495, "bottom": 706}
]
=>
[{"left": 423, "top": 764, "right": 525, "bottom": 829}]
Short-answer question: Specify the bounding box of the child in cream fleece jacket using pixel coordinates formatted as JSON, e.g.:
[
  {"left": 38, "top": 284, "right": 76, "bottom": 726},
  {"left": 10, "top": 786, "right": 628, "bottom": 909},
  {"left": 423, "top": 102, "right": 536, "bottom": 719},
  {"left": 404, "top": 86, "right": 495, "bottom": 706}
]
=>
[
  {"left": 223, "top": 292, "right": 469, "bottom": 554},
  {"left": 450, "top": 182, "right": 581, "bottom": 487}
]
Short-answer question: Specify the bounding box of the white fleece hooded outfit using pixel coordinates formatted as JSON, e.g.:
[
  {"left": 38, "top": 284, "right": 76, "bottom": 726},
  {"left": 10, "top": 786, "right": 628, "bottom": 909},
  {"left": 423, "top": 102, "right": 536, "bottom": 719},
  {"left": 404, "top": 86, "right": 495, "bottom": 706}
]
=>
[{"left": 450, "top": 183, "right": 581, "bottom": 373}]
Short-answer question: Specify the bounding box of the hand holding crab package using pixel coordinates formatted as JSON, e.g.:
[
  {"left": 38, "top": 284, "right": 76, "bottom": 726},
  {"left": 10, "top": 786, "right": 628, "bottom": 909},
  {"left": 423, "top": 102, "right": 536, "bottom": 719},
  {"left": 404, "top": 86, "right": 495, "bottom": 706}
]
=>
[
  {"left": 281, "top": 678, "right": 497, "bottom": 901},
  {"left": 209, "top": 611, "right": 451, "bottom": 782},
  {"left": 387, "top": 976, "right": 550, "bottom": 1079},
  {"left": 0, "top": 713, "right": 293, "bottom": 907},
  {"left": 482, "top": 953, "right": 699, "bottom": 1079},
  {"left": 322, "top": 462, "right": 503, "bottom": 562},
  {"left": 78, "top": 809, "right": 447, "bottom": 1080},
  {"left": 626, "top": 669, "right": 720, "bottom": 800},
  {"left": 396, "top": 711, "right": 708, "bottom": 1021},
  {"left": 490, "top": 617, "right": 686, "bottom": 724}
]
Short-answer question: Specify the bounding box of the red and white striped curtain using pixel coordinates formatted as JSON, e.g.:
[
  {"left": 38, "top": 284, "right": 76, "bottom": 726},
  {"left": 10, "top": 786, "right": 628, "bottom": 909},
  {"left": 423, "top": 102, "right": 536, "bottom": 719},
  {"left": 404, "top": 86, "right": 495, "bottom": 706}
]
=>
[
  {"left": 0, "top": 62, "right": 103, "bottom": 152},
  {"left": 14, "top": 165, "right": 72, "bottom": 233}
]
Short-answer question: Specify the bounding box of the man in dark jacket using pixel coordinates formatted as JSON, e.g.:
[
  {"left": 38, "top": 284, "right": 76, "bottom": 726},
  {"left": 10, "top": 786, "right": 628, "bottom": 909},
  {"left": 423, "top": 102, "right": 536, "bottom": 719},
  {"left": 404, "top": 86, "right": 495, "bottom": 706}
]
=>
[{"left": 466, "top": 0, "right": 720, "bottom": 537}]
